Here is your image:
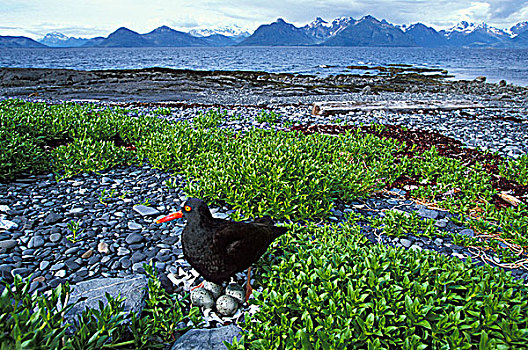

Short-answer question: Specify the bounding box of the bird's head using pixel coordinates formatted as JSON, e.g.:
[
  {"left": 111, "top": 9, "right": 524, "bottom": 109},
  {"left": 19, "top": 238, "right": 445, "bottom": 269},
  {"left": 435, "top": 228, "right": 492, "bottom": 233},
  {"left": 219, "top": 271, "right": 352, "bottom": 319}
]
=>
[{"left": 156, "top": 198, "right": 210, "bottom": 224}]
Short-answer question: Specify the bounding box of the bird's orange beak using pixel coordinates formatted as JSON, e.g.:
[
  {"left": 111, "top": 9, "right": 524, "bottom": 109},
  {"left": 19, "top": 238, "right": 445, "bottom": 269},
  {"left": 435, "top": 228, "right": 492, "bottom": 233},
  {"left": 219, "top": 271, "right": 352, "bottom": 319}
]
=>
[{"left": 156, "top": 210, "right": 183, "bottom": 224}]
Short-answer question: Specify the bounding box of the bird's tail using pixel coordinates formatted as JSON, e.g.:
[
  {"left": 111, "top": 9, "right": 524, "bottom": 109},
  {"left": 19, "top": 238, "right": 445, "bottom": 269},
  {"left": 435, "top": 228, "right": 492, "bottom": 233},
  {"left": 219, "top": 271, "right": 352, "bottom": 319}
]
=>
[
  {"left": 274, "top": 226, "right": 288, "bottom": 238},
  {"left": 255, "top": 216, "right": 288, "bottom": 238}
]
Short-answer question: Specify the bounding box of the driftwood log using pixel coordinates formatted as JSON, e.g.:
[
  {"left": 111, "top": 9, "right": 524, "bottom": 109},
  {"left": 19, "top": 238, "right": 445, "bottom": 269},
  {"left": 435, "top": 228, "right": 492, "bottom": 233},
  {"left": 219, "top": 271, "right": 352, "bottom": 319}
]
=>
[{"left": 312, "top": 100, "right": 485, "bottom": 116}]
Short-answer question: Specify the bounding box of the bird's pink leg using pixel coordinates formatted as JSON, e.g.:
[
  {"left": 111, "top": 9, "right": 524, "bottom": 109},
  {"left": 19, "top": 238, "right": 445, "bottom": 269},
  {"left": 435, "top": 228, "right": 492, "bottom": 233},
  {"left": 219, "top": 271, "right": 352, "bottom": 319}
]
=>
[
  {"left": 245, "top": 267, "right": 253, "bottom": 302},
  {"left": 190, "top": 281, "right": 204, "bottom": 291}
]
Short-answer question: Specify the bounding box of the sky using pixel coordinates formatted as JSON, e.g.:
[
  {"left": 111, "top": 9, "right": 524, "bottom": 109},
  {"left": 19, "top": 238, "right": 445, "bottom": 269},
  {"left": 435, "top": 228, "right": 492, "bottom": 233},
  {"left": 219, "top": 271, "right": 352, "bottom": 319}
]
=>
[{"left": 1, "top": 0, "right": 527, "bottom": 39}]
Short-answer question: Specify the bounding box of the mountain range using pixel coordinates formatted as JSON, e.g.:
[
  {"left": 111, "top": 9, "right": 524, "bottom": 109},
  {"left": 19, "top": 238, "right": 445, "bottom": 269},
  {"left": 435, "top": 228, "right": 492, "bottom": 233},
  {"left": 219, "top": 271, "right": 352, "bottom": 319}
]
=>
[{"left": 2, "top": 16, "right": 528, "bottom": 48}]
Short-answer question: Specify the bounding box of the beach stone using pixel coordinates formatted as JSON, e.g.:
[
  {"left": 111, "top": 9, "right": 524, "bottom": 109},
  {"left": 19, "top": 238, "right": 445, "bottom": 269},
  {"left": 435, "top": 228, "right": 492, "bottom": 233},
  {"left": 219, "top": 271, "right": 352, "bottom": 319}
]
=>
[
  {"left": 0, "top": 219, "right": 18, "bottom": 231},
  {"left": 131, "top": 251, "right": 146, "bottom": 263},
  {"left": 0, "top": 239, "right": 17, "bottom": 249},
  {"left": 68, "top": 208, "right": 84, "bottom": 216},
  {"left": 133, "top": 205, "right": 160, "bottom": 217},
  {"left": 459, "top": 229, "right": 475, "bottom": 238},
  {"left": 45, "top": 212, "right": 64, "bottom": 224},
  {"left": 211, "top": 212, "right": 229, "bottom": 220},
  {"left": 400, "top": 238, "right": 412, "bottom": 248},
  {"left": 65, "top": 275, "right": 147, "bottom": 323},
  {"left": 126, "top": 233, "right": 144, "bottom": 244},
  {"left": 120, "top": 257, "right": 132, "bottom": 269},
  {"left": 98, "top": 242, "right": 109, "bottom": 254},
  {"left": 132, "top": 262, "right": 145, "bottom": 273},
  {"left": 49, "top": 233, "right": 62, "bottom": 243},
  {"left": 0, "top": 264, "right": 15, "bottom": 279},
  {"left": 64, "top": 246, "right": 80, "bottom": 255},
  {"left": 434, "top": 219, "right": 448, "bottom": 228},
  {"left": 55, "top": 270, "right": 67, "bottom": 278},
  {"left": 128, "top": 222, "right": 142, "bottom": 231},
  {"left": 190, "top": 288, "right": 214, "bottom": 309},
  {"left": 171, "top": 325, "right": 242, "bottom": 350},
  {"left": 81, "top": 250, "right": 94, "bottom": 259},
  {"left": 51, "top": 262, "right": 65, "bottom": 271},
  {"left": 40, "top": 261, "right": 50, "bottom": 270},
  {"left": 28, "top": 236, "right": 45, "bottom": 248},
  {"left": 11, "top": 268, "right": 31, "bottom": 278},
  {"left": 216, "top": 295, "right": 238, "bottom": 316},
  {"left": 117, "top": 247, "right": 131, "bottom": 256},
  {"left": 417, "top": 207, "right": 439, "bottom": 220}
]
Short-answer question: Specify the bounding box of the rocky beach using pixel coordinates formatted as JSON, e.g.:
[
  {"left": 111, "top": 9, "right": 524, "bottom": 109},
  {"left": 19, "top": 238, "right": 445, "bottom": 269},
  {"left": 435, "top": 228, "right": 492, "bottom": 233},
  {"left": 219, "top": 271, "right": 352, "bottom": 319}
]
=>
[{"left": 1, "top": 67, "right": 528, "bottom": 348}]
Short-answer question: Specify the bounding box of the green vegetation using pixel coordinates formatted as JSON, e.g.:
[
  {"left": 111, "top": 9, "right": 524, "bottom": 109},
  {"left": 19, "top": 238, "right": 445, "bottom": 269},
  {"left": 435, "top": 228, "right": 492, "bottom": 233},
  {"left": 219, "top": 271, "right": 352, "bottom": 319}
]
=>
[
  {"left": 255, "top": 110, "right": 281, "bottom": 124},
  {"left": 1, "top": 100, "right": 527, "bottom": 348},
  {"left": 66, "top": 220, "right": 83, "bottom": 243},
  {"left": 230, "top": 222, "right": 528, "bottom": 349},
  {"left": 0, "top": 265, "right": 200, "bottom": 350}
]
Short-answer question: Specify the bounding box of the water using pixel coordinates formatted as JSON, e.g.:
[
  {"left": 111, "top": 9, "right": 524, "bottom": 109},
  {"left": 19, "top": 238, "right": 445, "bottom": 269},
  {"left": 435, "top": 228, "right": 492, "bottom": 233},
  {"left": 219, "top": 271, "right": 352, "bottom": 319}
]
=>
[{"left": 1, "top": 46, "right": 527, "bottom": 86}]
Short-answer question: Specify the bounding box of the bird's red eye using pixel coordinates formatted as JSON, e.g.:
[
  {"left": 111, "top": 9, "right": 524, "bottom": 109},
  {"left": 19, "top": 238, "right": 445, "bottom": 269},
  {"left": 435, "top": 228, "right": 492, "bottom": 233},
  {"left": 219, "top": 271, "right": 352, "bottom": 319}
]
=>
[{"left": 184, "top": 205, "right": 192, "bottom": 212}]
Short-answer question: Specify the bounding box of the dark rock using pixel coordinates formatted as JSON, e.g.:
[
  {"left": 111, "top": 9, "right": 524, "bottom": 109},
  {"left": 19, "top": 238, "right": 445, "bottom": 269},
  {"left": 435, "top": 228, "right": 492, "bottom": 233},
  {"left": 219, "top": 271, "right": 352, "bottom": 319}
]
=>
[
  {"left": 159, "top": 273, "right": 174, "bottom": 294},
  {"left": 0, "top": 239, "right": 18, "bottom": 249},
  {"left": 416, "top": 207, "right": 439, "bottom": 220},
  {"left": 131, "top": 251, "right": 146, "bottom": 263},
  {"left": 133, "top": 205, "right": 160, "bottom": 217},
  {"left": 126, "top": 233, "right": 145, "bottom": 244},
  {"left": 11, "top": 267, "right": 31, "bottom": 278},
  {"left": 66, "top": 276, "right": 148, "bottom": 323},
  {"left": 171, "top": 325, "right": 242, "bottom": 350},
  {"left": 458, "top": 229, "right": 475, "bottom": 238},
  {"left": 45, "top": 212, "right": 64, "bottom": 224}
]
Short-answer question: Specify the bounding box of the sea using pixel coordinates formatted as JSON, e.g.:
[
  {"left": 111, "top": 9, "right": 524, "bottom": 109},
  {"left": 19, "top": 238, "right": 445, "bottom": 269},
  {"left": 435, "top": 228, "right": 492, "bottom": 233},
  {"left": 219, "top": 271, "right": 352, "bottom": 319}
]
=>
[{"left": 1, "top": 46, "right": 528, "bottom": 86}]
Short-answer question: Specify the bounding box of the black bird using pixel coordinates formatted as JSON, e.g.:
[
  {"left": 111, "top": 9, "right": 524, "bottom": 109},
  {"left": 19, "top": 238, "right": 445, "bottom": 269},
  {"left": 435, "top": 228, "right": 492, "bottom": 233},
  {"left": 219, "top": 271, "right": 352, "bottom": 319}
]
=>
[{"left": 156, "top": 198, "right": 287, "bottom": 299}]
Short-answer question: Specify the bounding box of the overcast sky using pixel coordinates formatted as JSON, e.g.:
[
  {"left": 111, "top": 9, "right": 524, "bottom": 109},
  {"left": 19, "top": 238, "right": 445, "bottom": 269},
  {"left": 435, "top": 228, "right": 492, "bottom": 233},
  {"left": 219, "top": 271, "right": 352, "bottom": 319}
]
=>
[{"left": 1, "top": 0, "right": 527, "bottom": 39}]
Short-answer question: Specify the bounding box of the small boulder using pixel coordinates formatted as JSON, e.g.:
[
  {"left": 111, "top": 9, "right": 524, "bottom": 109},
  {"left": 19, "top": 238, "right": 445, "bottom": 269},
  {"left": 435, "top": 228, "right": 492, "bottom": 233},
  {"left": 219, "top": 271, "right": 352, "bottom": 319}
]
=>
[{"left": 171, "top": 325, "right": 242, "bottom": 350}]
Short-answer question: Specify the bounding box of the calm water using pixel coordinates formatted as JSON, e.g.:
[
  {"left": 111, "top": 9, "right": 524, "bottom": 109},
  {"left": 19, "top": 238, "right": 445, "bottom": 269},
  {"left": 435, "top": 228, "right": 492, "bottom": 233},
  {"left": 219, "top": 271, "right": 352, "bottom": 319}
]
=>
[{"left": 1, "top": 46, "right": 527, "bottom": 86}]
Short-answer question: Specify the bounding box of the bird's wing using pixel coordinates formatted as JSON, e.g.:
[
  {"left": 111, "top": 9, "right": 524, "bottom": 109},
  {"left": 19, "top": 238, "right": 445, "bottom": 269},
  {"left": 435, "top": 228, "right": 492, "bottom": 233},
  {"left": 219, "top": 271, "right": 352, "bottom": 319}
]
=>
[{"left": 213, "top": 222, "right": 248, "bottom": 258}]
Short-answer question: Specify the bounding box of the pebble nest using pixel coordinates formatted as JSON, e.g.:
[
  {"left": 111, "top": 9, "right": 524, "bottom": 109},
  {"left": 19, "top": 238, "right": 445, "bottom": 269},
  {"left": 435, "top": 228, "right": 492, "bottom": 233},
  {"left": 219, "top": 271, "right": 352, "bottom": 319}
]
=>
[{"left": 1, "top": 95, "right": 527, "bottom": 327}]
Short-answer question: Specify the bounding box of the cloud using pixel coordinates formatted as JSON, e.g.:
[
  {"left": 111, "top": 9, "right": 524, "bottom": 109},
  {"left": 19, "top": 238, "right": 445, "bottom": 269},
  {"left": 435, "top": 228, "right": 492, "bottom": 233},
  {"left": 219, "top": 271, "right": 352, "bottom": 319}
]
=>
[{"left": 1, "top": 0, "right": 527, "bottom": 39}]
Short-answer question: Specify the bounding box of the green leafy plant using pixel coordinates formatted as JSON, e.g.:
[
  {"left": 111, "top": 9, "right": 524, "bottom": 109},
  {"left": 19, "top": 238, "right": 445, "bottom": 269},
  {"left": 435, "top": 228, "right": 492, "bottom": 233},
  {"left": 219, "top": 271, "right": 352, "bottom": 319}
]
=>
[
  {"left": 229, "top": 222, "right": 528, "bottom": 349},
  {"left": 0, "top": 267, "right": 201, "bottom": 349},
  {"left": 66, "top": 220, "right": 83, "bottom": 243},
  {"left": 255, "top": 110, "right": 281, "bottom": 124}
]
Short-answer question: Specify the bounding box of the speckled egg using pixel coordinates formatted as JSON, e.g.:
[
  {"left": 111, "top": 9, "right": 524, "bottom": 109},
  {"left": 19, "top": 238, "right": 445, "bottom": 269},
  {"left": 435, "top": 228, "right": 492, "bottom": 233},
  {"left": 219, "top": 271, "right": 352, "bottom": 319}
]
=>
[
  {"left": 190, "top": 288, "right": 214, "bottom": 309},
  {"left": 225, "top": 283, "right": 245, "bottom": 304},
  {"left": 203, "top": 281, "right": 223, "bottom": 299},
  {"left": 216, "top": 295, "right": 238, "bottom": 316}
]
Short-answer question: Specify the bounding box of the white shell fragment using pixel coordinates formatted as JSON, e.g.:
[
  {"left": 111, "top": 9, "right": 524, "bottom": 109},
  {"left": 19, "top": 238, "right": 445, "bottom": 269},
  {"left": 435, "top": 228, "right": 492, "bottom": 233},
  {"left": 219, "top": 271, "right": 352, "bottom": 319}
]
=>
[
  {"left": 190, "top": 288, "right": 214, "bottom": 309},
  {"left": 216, "top": 295, "right": 238, "bottom": 316},
  {"left": 225, "top": 283, "right": 245, "bottom": 304}
]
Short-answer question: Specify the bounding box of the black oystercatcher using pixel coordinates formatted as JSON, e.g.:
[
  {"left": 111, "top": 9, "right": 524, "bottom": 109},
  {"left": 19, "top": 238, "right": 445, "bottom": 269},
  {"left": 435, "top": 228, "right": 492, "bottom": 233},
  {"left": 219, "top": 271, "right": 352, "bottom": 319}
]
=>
[{"left": 156, "top": 198, "right": 287, "bottom": 299}]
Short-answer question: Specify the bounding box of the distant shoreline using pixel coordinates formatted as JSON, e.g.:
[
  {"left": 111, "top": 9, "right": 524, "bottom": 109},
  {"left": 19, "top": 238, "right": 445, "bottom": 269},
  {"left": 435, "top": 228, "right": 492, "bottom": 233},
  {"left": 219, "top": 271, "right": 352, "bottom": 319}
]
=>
[{"left": 1, "top": 66, "right": 527, "bottom": 104}]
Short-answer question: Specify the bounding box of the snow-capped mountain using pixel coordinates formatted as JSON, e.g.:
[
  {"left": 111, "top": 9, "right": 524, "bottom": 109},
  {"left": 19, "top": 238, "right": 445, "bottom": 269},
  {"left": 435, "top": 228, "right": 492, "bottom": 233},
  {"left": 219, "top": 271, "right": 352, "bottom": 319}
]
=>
[
  {"left": 302, "top": 16, "right": 355, "bottom": 41},
  {"left": 440, "top": 21, "right": 510, "bottom": 47},
  {"left": 323, "top": 15, "right": 416, "bottom": 47},
  {"left": 189, "top": 25, "right": 250, "bottom": 42},
  {"left": 39, "top": 32, "right": 89, "bottom": 47},
  {"left": 509, "top": 21, "right": 528, "bottom": 37}
]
